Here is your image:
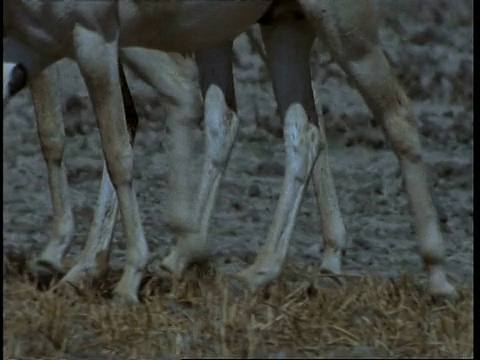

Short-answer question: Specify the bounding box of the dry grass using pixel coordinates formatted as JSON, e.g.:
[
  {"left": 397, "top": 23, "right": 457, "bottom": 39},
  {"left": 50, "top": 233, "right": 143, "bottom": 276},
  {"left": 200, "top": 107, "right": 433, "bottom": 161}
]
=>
[{"left": 3, "top": 260, "right": 473, "bottom": 359}]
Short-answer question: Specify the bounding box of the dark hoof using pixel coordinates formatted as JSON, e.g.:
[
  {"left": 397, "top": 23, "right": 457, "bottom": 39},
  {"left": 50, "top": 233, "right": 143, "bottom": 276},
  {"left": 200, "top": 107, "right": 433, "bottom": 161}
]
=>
[{"left": 28, "top": 260, "right": 65, "bottom": 290}]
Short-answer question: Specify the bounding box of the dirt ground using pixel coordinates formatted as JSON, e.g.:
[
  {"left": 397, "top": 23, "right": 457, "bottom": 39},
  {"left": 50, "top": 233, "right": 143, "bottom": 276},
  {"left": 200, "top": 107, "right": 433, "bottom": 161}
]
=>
[{"left": 3, "top": 0, "right": 473, "bottom": 358}]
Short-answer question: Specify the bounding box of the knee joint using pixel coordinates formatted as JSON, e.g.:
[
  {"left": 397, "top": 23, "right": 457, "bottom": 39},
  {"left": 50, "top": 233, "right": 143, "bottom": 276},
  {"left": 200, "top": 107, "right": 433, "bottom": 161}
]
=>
[
  {"left": 381, "top": 101, "right": 423, "bottom": 163},
  {"left": 40, "top": 134, "right": 65, "bottom": 164},
  {"left": 105, "top": 148, "right": 134, "bottom": 185}
]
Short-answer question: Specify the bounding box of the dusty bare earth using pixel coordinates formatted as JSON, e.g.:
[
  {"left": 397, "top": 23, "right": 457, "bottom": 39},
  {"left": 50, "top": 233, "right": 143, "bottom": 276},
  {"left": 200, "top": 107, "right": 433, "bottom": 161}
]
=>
[{"left": 3, "top": 0, "right": 473, "bottom": 358}]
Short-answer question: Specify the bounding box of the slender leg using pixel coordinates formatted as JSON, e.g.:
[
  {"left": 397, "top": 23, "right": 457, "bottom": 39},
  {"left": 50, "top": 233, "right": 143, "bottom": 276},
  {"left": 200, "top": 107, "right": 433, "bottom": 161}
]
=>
[
  {"left": 62, "top": 49, "right": 195, "bottom": 285},
  {"left": 121, "top": 48, "right": 204, "bottom": 275},
  {"left": 300, "top": 0, "right": 456, "bottom": 296},
  {"left": 259, "top": 13, "right": 347, "bottom": 278},
  {"left": 237, "top": 19, "right": 322, "bottom": 291},
  {"left": 60, "top": 162, "right": 117, "bottom": 285},
  {"left": 196, "top": 43, "right": 237, "bottom": 110},
  {"left": 122, "top": 49, "right": 201, "bottom": 236},
  {"left": 29, "top": 65, "right": 75, "bottom": 276},
  {"left": 313, "top": 157, "right": 347, "bottom": 276},
  {"left": 161, "top": 43, "right": 241, "bottom": 275},
  {"left": 61, "top": 61, "right": 139, "bottom": 287},
  {"left": 61, "top": 48, "right": 205, "bottom": 285},
  {"left": 73, "top": 24, "right": 147, "bottom": 303}
]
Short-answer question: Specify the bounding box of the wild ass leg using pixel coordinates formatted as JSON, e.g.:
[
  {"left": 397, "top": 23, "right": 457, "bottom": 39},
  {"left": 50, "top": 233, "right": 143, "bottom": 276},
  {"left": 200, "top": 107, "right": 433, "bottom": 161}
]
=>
[
  {"left": 62, "top": 49, "right": 198, "bottom": 286},
  {"left": 300, "top": 0, "right": 456, "bottom": 296},
  {"left": 119, "top": 48, "right": 206, "bottom": 275},
  {"left": 122, "top": 50, "right": 201, "bottom": 246},
  {"left": 161, "top": 43, "right": 241, "bottom": 275},
  {"left": 60, "top": 163, "right": 117, "bottom": 287},
  {"left": 237, "top": 19, "right": 321, "bottom": 291},
  {"left": 28, "top": 65, "right": 74, "bottom": 277},
  {"left": 61, "top": 61, "right": 138, "bottom": 287},
  {"left": 73, "top": 24, "right": 147, "bottom": 303},
  {"left": 313, "top": 153, "right": 347, "bottom": 276}
]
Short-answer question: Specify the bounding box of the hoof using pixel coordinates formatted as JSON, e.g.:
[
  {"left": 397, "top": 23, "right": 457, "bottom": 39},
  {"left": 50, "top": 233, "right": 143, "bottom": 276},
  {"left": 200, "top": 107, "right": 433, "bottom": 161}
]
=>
[
  {"left": 160, "top": 240, "right": 211, "bottom": 278},
  {"left": 51, "top": 280, "right": 81, "bottom": 298},
  {"left": 159, "top": 249, "right": 190, "bottom": 278},
  {"left": 317, "top": 267, "right": 347, "bottom": 288},
  {"left": 320, "top": 251, "right": 342, "bottom": 276},
  {"left": 61, "top": 263, "right": 104, "bottom": 289},
  {"left": 236, "top": 264, "right": 280, "bottom": 294},
  {"left": 28, "top": 259, "right": 65, "bottom": 288},
  {"left": 159, "top": 258, "right": 184, "bottom": 279},
  {"left": 428, "top": 267, "right": 458, "bottom": 300},
  {"left": 111, "top": 290, "right": 139, "bottom": 305},
  {"left": 428, "top": 282, "right": 458, "bottom": 300},
  {"left": 160, "top": 249, "right": 210, "bottom": 278}
]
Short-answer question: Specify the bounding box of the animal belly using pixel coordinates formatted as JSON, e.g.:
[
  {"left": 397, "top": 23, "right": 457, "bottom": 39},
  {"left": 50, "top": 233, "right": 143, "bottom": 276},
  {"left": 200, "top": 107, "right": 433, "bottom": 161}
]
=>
[{"left": 120, "top": 1, "right": 273, "bottom": 52}]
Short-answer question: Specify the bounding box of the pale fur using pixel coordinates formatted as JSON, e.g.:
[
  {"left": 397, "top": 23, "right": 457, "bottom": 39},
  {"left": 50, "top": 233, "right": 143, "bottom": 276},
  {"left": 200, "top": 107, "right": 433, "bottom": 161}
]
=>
[{"left": 3, "top": 0, "right": 455, "bottom": 301}]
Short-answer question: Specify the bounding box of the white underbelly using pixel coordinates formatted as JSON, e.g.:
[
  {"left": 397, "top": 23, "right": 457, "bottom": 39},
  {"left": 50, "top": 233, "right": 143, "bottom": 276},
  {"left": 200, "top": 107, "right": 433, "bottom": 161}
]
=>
[{"left": 119, "top": 1, "right": 272, "bottom": 52}]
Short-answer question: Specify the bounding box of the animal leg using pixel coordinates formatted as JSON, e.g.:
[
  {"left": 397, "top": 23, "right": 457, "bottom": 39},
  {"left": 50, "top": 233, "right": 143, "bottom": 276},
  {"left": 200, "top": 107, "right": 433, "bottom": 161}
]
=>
[
  {"left": 73, "top": 25, "right": 147, "bottom": 303},
  {"left": 61, "top": 62, "right": 138, "bottom": 287},
  {"left": 29, "top": 65, "right": 74, "bottom": 277},
  {"left": 301, "top": 0, "right": 456, "bottom": 296},
  {"left": 161, "top": 44, "right": 240, "bottom": 275},
  {"left": 313, "top": 156, "right": 347, "bottom": 276},
  {"left": 61, "top": 163, "right": 117, "bottom": 286},
  {"left": 237, "top": 19, "right": 321, "bottom": 291},
  {"left": 122, "top": 48, "right": 204, "bottom": 275}
]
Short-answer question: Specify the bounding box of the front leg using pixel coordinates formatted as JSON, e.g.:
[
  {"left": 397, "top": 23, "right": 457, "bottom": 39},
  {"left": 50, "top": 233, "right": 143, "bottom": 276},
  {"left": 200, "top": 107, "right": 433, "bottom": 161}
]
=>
[
  {"left": 122, "top": 48, "right": 207, "bottom": 276},
  {"left": 237, "top": 18, "right": 323, "bottom": 291},
  {"left": 73, "top": 25, "right": 147, "bottom": 303},
  {"left": 238, "top": 104, "right": 320, "bottom": 290},
  {"left": 61, "top": 62, "right": 139, "bottom": 289},
  {"left": 161, "top": 83, "right": 240, "bottom": 274},
  {"left": 161, "top": 43, "right": 240, "bottom": 275},
  {"left": 29, "top": 65, "right": 74, "bottom": 277},
  {"left": 60, "top": 163, "right": 117, "bottom": 287}
]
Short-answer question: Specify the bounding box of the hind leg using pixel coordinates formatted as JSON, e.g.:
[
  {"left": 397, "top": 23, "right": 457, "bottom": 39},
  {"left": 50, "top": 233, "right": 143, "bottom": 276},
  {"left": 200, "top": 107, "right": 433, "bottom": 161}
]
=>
[
  {"left": 237, "top": 19, "right": 322, "bottom": 291},
  {"left": 259, "top": 13, "right": 347, "bottom": 278},
  {"left": 159, "top": 43, "right": 240, "bottom": 275},
  {"left": 300, "top": 0, "right": 456, "bottom": 296},
  {"left": 312, "top": 146, "right": 347, "bottom": 276},
  {"left": 29, "top": 65, "right": 74, "bottom": 277},
  {"left": 121, "top": 48, "right": 204, "bottom": 274},
  {"left": 115, "top": 48, "right": 237, "bottom": 277}
]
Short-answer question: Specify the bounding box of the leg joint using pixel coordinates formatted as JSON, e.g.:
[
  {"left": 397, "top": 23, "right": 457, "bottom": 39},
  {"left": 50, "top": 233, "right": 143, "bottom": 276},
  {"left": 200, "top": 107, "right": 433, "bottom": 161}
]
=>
[
  {"left": 39, "top": 133, "right": 65, "bottom": 163},
  {"left": 104, "top": 148, "right": 134, "bottom": 186}
]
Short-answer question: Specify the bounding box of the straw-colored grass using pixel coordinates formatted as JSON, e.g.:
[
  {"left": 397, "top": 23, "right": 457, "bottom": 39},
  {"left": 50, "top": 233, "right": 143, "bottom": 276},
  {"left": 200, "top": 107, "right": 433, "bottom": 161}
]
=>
[{"left": 3, "top": 257, "right": 473, "bottom": 359}]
